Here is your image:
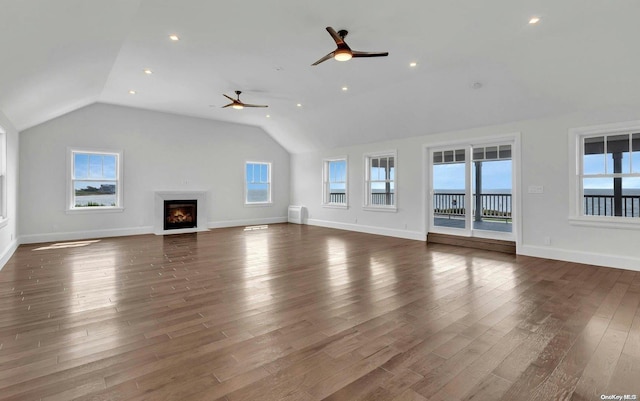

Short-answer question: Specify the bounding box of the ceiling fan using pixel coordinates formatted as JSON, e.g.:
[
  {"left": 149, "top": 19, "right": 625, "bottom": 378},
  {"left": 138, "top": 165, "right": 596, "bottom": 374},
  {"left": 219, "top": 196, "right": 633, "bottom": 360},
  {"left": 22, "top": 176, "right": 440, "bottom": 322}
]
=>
[
  {"left": 222, "top": 91, "right": 268, "bottom": 109},
  {"left": 312, "top": 27, "right": 389, "bottom": 66}
]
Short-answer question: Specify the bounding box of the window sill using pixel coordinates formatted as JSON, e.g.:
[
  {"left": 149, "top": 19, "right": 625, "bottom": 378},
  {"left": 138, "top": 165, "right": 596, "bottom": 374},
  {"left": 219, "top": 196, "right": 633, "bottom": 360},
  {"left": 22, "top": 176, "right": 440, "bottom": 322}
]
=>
[
  {"left": 66, "top": 207, "right": 124, "bottom": 214},
  {"left": 568, "top": 215, "right": 640, "bottom": 230},
  {"left": 363, "top": 206, "right": 397, "bottom": 213},
  {"left": 244, "top": 202, "right": 273, "bottom": 208},
  {"left": 322, "top": 204, "right": 348, "bottom": 210}
]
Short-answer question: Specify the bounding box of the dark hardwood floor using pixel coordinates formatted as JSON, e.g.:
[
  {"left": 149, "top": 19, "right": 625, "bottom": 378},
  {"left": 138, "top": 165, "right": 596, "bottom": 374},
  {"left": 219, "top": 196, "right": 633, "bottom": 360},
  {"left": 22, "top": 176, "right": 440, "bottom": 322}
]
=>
[{"left": 0, "top": 224, "right": 638, "bottom": 400}]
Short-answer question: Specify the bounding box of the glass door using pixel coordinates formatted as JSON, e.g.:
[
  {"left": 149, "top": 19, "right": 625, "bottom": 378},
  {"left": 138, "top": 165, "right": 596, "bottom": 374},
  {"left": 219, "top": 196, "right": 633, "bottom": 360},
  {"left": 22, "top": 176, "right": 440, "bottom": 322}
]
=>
[
  {"left": 430, "top": 141, "right": 514, "bottom": 240},
  {"left": 432, "top": 148, "right": 469, "bottom": 232}
]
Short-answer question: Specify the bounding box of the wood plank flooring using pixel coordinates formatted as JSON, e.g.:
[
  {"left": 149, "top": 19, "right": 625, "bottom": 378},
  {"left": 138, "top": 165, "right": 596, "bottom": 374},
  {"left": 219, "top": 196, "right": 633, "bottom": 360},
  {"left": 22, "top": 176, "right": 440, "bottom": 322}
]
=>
[{"left": 0, "top": 224, "right": 638, "bottom": 400}]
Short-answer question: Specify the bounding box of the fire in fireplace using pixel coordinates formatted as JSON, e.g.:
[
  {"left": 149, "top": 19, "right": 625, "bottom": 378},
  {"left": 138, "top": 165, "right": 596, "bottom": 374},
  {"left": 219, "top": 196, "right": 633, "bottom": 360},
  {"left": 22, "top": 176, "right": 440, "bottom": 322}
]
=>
[{"left": 164, "top": 200, "right": 197, "bottom": 230}]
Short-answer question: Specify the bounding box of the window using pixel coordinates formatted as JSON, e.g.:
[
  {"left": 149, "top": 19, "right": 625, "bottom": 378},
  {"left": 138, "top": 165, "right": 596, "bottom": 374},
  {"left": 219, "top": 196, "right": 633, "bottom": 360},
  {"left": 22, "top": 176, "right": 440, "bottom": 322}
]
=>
[
  {"left": 431, "top": 142, "right": 513, "bottom": 236},
  {"left": 581, "top": 133, "right": 639, "bottom": 217},
  {"left": 570, "top": 122, "right": 640, "bottom": 226},
  {"left": 70, "top": 149, "right": 122, "bottom": 210},
  {"left": 245, "top": 162, "right": 271, "bottom": 205},
  {"left": 322, "top": 157, "right": 348, "bottom": 207},
  {"left": 0, "top": 128, "right": 6, "bottom": 221},
  {"left": 364, "top": 151, "right": 396, "bottom": 210}
]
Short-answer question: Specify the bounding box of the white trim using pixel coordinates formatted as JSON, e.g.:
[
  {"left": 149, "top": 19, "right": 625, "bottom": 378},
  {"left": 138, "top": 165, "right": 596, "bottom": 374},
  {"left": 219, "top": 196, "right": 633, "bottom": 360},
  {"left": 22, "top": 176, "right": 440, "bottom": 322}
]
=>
[
  {"left": 568, "top": 121, "right": 640, "bottom": 227},
  {"left": 67, "top": 147, "right": 123, "bottom": 211},
  {"left": 423, "top": 132, "right": 522, "bottom": 249},
  {"left": 306, "top": 218, "right": 425, "bottom": 241},
  {"left": 0, "top": 217, "right": 8, "bottom": 229},
  {"left": 519, "top": 244, "right": 640, "bottom": 272},
  {"left": 0, "top": 238, "right": 19, "bottom": 271},
  {"left": 208, "top": 216, "right": 287, "bottom": 229},
  {"left": 321, "top": 156, "right": 349, "bottom": 207},
  {"left": 568, "top": 216, "right": 640, "bottom": 229},
  {"left": 0, "top": 132, "right": 6, "bottom": 219},
  {"left": 363, "top": 149, "right": 397, "bottom": 210},
  {"left": 362, "top": 206, "right": 397, "bottom": 212},
  {"left": 322, "top": 204, "right": 349, "bottom": 210},
  {"left": 20, "top": 226, "right": 154, "bottom": 245},
  {"left": 66, "top": 207, "right": 124, "bottom": 214}
]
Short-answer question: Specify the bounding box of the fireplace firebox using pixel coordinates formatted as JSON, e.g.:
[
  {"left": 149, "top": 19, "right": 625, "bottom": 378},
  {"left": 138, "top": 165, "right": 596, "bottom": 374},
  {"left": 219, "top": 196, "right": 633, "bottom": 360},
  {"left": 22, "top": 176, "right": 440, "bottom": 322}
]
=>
[{"left": 164, "top": 200, "right": 197, "bottom": 230}]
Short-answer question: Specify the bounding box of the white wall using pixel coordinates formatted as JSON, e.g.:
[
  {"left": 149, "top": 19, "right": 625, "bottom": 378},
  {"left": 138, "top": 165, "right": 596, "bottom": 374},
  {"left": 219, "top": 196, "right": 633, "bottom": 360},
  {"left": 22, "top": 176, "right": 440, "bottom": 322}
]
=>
[
  {"left": 19, "top": 103, "right": 290, "bottom": 243},
  {"left": 291, "top": 108, "right": 640, "bottom": 271},
  {"left": 0, "top": 110, "right": 19, "bottom": 269}
]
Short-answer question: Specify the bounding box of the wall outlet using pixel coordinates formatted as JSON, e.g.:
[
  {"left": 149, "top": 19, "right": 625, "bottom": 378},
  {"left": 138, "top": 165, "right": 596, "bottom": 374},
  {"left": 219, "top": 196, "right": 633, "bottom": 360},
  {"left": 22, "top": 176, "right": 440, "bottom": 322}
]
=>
[{"left": 543, "top": 236, "right": 551, "bottom": 245}]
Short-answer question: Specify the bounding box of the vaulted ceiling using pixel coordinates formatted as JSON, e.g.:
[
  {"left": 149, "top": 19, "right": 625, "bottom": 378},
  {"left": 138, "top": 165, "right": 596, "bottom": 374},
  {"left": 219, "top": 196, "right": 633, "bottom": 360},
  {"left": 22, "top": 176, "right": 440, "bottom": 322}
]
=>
[{"left": 1, "top": 0, "right": 639, "bottom": 153}]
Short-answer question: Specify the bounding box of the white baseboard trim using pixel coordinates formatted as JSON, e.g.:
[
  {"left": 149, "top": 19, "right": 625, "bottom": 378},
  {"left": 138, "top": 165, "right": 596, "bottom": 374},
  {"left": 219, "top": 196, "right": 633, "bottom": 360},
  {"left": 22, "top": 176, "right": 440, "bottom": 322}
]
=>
[
  {"left": 0, "top": 239, "right": 19, "bottom": 271},
  {"left": 20, "top": 226, "right": 155, "bottom": 245},
  {"left": 208, "top": 216, "right": 288, "bottom": 229},
  {"left": 306, "top": 218, "right": 425, "bottom": 241},
  {"left": 519, "top": 244, "right": 640, "bottom": 272}
]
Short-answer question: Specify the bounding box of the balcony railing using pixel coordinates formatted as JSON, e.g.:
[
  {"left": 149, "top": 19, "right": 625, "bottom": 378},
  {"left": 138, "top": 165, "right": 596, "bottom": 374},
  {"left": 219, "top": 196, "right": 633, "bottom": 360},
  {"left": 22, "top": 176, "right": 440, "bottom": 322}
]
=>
[
  {"left": 584, "top": 194, "right": 640, "bottom": 217},
  {"left": 370, "top": 192, "right": 395, "bottom": 205},
  {"left": 433, "top": 193, "right": 640, "bottom": 219},
  {"left": 329, "top": 192, "right": 395, "bottom": 205},
  {"left": 328, "top": 192, "right": 346, "bottom": 204},
  {"left": 433, "top": 193, "right": 512, "bottom": 220}
]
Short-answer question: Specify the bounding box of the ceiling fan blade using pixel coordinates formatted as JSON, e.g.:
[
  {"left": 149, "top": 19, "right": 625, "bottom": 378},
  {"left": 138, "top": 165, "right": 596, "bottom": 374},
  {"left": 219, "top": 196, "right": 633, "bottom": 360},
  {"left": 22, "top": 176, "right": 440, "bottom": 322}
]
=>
[
  {"left": 223, "top": 94, "right": 235, "bottom": 101},
  {"left": 312, "top": 51, "right": 335, "bottom": 66},
  {"left": 351, "top": 50, "right": 389, "bottom": 58},
  {"left": 243, "top": 104, "right": 269, "bottom": 108},
  {"left": 326, "top": 27, "right": 345, "bottom": 45},
  {"left": 222, "top": 103, "right": 234, "bottom": 108}
]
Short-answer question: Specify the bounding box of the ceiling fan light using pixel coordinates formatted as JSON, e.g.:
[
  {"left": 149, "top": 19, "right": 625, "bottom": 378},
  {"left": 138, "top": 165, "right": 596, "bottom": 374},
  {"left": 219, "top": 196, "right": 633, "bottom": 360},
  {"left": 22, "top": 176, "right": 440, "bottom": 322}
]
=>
[
  {"left": 232, "top": 104, "right": 244, "bottom": 110},
  {"left": 334, "top": 49, "right": 352, "bottom": 62}
]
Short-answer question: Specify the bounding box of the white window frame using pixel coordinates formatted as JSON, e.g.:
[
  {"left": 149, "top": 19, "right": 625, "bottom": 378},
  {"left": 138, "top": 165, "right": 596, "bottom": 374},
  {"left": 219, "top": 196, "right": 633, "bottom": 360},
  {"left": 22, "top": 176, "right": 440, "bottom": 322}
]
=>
[
  {"left": 244, "top": 161, "right": 272, "bottom": 206},
  {"left": 322, "top": 156, "right": 348, "bottom": 208},
  {"left": 67, "top": 148, "right": 123, "bottom": 213},
  {"left": 569, "top": 121, "right": 640, "bottom": 229},
  {"left": 363, "top": 150, "right": 397, "bottom": 212},
  {"left": 0, "top": 128, "right": 7, "bottom": 227}
]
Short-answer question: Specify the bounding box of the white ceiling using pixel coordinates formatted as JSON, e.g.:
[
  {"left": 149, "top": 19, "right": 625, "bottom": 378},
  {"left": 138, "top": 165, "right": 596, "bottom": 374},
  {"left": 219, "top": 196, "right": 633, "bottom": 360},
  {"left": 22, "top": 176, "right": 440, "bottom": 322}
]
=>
[{"left": 1, "top": 0, "right": 639, "bottom": 153}]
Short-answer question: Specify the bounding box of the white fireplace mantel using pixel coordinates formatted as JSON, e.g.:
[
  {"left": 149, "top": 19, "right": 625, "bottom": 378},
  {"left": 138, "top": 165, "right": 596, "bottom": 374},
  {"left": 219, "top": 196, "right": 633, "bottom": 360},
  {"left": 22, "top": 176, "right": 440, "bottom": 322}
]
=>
[{"left": 154, "top": 191, "right": 208, "bottom": 235}]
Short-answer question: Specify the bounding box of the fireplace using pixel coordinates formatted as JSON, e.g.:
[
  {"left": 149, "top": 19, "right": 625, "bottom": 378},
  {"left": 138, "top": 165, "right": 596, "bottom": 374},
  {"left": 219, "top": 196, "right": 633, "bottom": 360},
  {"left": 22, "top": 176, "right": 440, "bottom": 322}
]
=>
[{"left": 164, "top": 200, "right": 197, "bottom": 230}]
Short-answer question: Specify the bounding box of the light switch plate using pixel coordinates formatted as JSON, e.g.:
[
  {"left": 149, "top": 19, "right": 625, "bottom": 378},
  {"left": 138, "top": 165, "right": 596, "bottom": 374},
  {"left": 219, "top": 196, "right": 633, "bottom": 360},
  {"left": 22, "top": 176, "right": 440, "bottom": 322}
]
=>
[{"left": 528, "top": 185, "right": 544, "bottom": 194}]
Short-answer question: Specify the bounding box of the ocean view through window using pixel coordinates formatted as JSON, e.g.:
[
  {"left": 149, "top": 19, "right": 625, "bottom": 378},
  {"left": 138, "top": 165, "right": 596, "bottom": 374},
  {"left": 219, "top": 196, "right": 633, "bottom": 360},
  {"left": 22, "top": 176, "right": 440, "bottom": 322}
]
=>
[
  {"left": 323, "top": 157, "right": 347, "bottom": 207},
  {"left": 582, "top": 132, "right": 640, "bottom": 217},
  {"left": 364, "top": 151, "right": 396, "bottom": 210}
]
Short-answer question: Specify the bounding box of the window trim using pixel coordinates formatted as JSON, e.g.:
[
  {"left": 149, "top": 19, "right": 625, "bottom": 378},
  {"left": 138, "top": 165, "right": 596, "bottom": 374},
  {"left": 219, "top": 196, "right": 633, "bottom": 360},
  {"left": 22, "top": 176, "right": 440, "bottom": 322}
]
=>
[
  {"left": 67, "top": 147, "right": 124, "bottom": 213},
  {"left": 568, "top": 120, "right": 640, "bottom": 229},
  {"left": 0, "top": 129, "right": 6, "bottom": 223},
  {"left": 322, "top": 156, "right": 348, "bottom": 209},
  {"left": 363, "top": 150, "right": 397, "bottom": 212},
  {"left": 244, "top": 161, "right": 272, "bottom": 207}
]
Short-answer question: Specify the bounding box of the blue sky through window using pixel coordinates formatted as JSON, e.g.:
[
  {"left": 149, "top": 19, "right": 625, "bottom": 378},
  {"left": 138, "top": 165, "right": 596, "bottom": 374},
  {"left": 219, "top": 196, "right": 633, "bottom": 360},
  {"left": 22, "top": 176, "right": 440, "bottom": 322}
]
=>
[
  {"left": 433, "top": 160, "right": 512, "bottom": 191},
  {"left": 74, "top": 153, "right": 116, "bottom": 179}
]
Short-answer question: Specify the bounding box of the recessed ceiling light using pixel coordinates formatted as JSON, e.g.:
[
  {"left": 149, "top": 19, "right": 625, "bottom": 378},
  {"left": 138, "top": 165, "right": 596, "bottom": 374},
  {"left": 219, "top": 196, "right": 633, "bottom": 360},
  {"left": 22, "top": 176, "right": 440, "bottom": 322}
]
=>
[
  {"left": 143, "top": 68, "right": 153, "bottom": 75},
  {"left": 342, "top": 86, "right": 348, "bottom": 91},
  {"left": 169, "top": 34, "right": 180, "bottom": 41},
  {"left": 128, "top": 90, "right": 136, "bottom": 95},
  {"left": 409, "top": 62, "right": 417, "bottom": 67},
  {"left": 266, "top": 114, "right": 271, "bottom": 118},
  {"left": 471, "top": 82, "right": 483, "bottom": 89},
  {"left": 529, "top": 16, "right": 541, "bottom": 24},
  {"left": 297, "top": 103, "right": 302, "bottom": 107}
]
